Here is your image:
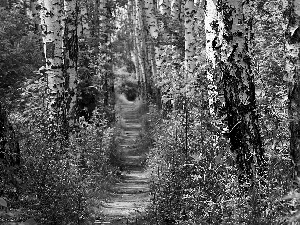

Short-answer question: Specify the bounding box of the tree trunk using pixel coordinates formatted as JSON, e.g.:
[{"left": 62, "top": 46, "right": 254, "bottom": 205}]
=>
[
  {"left": 145, "top": 0, "right": 159, "bottom": 39},
  {"left": 205, "top": 0, "right": 265, "bottom": 186},
  {"left": 159, "top": 0, "right": 171, "bottom": 16},
  {"left": 41, "top": 0, "right": 66, "bottom": 137},
  {"left": 129, "top": 0, "right": 141, "bottom": 81},
  {"left": 204, "top": 0, "right": 220, "bottom": 115},
  {"left": 64, "top": 0, "right": 79, "bottom": 124},
  {"left": 184, "top": 0, "right": 195, "bottom": 80},
  {"left": 77, "top": 0, "right": 90, "bottom": 38},
  {"left": 135, "top": 0, "right": 148, "bottom": 99},
  {"left": 171, "top": 0, "right": 181, "bottom": 20},
  {"left": 284, "top": 0, "right": 300, "bottom": 183}
]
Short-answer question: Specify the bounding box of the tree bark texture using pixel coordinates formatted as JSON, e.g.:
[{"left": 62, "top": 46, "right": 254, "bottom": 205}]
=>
[
  {"left": 184, "top": 0, "right": 196, "bottom": 80},
  {"left": 285, "top": 0, "right": 300, "bottom": 182},
  {"left": 171, "top": 0, "right": 182, "bottom": 21},
  {"left": 41, "top": 0, "right": 67, "bottom": 135},
  {"left": 159, "top": 0, "right": 171, "bottom": 15},
  {"left": 64, "top": 0, "right": 79, "bottom": 123},
  {"left": 205, "top": 0, "right": 265, "bottom": 185}
]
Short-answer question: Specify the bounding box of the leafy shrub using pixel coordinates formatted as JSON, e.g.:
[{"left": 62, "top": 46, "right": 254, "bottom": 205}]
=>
[{"left": 144, "top": 102, "right": 294, "bottom": 224}]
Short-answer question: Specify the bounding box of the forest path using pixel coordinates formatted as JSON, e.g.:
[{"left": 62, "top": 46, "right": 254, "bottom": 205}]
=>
[{"left": 97, "top": 94, "right": 150, "bottom": 225}]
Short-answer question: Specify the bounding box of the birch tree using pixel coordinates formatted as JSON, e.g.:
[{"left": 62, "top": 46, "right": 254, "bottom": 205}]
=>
[
  {"left": 159, "top": 0, "right": 171, "bottom": 15},
  {"left": 284, "top": 0, "right": 300, "bottom": 183},
  {"left": 135, "top": 0, "right": 148, "bottom": 99},
  {"left": 184, "top": 0, "right": 195, "bottom": 81},
  {"left": 145, "top": 0, "right": 159, "bottom": 39},
  {"left": 129, "top": 0, "right": 141, "bottom": 81},
  {"left": 171, "top": 0, "right": 181, "bottom": 20},
  {"left": 204, "top": 0, "right": 221, "bottom": 115},
  {"left": 64, "top": 0, "right": 79, "bottom": 123},
  {"left": 41, "top": 0, "right": 66, "bottom": 136},
  {"left": 77, "top": 0, "right": 90, "bottom": 38},
  {"left": 99, "top": 0, "right": 111, "bottom": 107},
  {"left": 204, "top": 0, "right": 265, "bottom": 185}
]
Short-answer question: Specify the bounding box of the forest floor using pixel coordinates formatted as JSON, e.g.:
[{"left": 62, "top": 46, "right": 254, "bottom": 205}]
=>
[{"left": 97, "top": 94, "right": 150, "bottom": 225}]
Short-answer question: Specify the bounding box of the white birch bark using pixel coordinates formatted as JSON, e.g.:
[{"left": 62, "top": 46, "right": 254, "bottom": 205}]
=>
[
  {"left": 129, "top": 0, "right": 141, "bottom": 81},
  {"left": 184, "top": 0, "right": 196, "bottom": 80},
  {"left": 204, "top": 0, "right": 221, "bottom": 115},
  {"left": 41, "top": 0, "right": 64, "bottom": 121},
  {"left": 171, "top": 0, "right": 181, "bottom": 20},
  {"left": 135, "top": 0, "right": 146, "bottom": 86},
  {"left": 144, "top": 0, "right": 159, "bottom": 39},
  {"left": 159, "top": 0, "right": 171, "bottom": 15},
  {"left": 205, "top": 0, "right": 265, "bottom": 186}
]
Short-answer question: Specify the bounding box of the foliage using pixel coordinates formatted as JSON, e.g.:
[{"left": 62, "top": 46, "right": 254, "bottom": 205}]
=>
[
  {"left": 1, "top": 0, "right": 300, "bottom": 224},
  {"left": 130, "top": 1, "right": 300, "bottom": 224},
  {"left": 0, "top": 7, "right": 44, "bottom": 109},
  {"left": 0, "top": 72, "right": 118, "bottom": 224}
]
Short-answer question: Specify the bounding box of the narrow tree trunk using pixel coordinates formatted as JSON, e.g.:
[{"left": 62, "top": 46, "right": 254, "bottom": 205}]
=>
[
  {"left": 145, "top": 0, "right": 159, "bottom": 39},
  {"left": 135, "top": 0, "right": 147, "bottom": 99},
  {"left": 284, "top": 0, "right": 300, "bottom": 183},
  {"left": 159, "top": 0, "right": 171, "bottom": 16},
  {"left": 77, "top": 1, "right": 90, "bottom": 38},
  {"left": 129, "top": 0, "right": 141, "bottom": 81},
  {"left": 184, "top": 0, "right": 195, "bottom": 81},
  {"left": 171, "top": 0, "right": 181, "bottom": 20},
  {"left": 204, "top": 0, "right": 220, "bottom": 115},
  {"left": 41, "top": 0, "right": 66, "bottom": 136},
  {"left": 64, "top": 0, "right": 79, "bottom": 124}
]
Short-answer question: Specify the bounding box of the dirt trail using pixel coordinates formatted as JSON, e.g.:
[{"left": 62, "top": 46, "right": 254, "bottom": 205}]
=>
[{"left": 98, "top": 95, "right": 150, "bottom": 225}]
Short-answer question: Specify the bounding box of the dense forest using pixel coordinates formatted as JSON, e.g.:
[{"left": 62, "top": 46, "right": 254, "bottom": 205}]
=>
[{"left": 0, "top": 0, "right": 300, "bottom": 224}]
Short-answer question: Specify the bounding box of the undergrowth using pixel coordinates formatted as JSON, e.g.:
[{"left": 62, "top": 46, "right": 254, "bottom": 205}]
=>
[
  {"left": 0, "top": 105, "right": 120, "bottom": 224},
  {"left": 141, "top": 104, "right": 295, "bottom": 225}
]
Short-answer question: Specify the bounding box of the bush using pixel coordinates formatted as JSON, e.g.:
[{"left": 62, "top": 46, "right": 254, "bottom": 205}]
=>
[{"left": 144, "top": 104, "right": 293, "bottom": 225}]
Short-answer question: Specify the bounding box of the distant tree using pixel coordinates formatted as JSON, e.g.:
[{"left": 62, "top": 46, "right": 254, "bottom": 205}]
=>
[{"left": 184, "top": 0, "right": 195, "bottom": 80}]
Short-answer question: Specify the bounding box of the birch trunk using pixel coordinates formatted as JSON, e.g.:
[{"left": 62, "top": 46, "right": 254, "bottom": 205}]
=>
[
  {"left": 171, "top": 0, "right": 181, "bottom": 20},
  {"left": 41, "top": 0, "right": 65, "bottom": 126},
  {"left": 204, "top": 0, "right": 221, "bottom": 115},
  {"left": 63, "top": 0, "right": 78, "bottom": 122},
  {"left": 205, "top": 0, "right": 264, "bottom": 185},
  {"left": 129, "top": 0, "right": 141, "bottom": 81},
  {"left": 144, "top": 0, "right": 159, "bottom": 39},
  {"left": 285, "top": 0, "right": 300, "bottom": 183},
  {"left": 159, "top": 0, "right": 171, "bottom": 16},
  {"left": 135, "top": 0, "right": 147, "bottom": 98},
  {"left": 184, "top": 0, "right": 195, "bottom": 80}
]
